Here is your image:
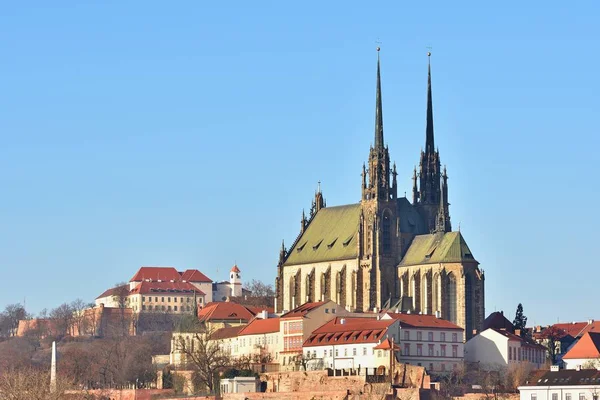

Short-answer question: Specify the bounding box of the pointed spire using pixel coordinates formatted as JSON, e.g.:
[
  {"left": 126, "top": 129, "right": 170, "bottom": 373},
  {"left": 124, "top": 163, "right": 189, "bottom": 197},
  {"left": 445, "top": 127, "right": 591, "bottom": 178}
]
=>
[
  {"left": 374, "top": 47, "right": 384, "bottom": 150},
  {"left": 412, "top": 167, "right": 419, "bottom": 204},
  {"left": 425, "top": 52, "right": 435, "bottom": 154},
  {"left": 279, "top": 240, "right": 286, "bottom": 263}
]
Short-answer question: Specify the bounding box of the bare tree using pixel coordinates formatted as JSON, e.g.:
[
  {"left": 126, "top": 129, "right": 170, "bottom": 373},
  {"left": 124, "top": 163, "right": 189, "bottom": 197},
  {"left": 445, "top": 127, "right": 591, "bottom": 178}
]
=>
[
  {"left": 176, "top": 330, "right": 232, "bottom": 393},
  {"left": 49, "top": 303, "right": 75, "bottom": 337},
  {"left": 539, "top": 326, "right": 567, "bottom": 364},
  {"left": 0, "top": 367, "right": 73, "bottom": 400},
  {"left": 70, "top": 298, "right": 89, "bottom": 336},
  {"left": 246, "top": 279, "right": 275, "bottom": 297},
  {"left": 0, "top": 303, "right": 27, "bottom": 338}
]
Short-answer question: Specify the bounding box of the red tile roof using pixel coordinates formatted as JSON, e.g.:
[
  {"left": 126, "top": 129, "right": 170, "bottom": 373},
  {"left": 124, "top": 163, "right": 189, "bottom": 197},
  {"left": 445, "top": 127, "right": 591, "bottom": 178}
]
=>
[
  {"left": 130, "top": 267, "right": 182, "bottom": 282},
  {"left": 210, "top": 325, "right": 244, "bottom": 340},
  {"left": 238, "top": 318, "right": 280, "bottom": 336},
  {"left": 181, "top": 269, "right": 212, "bottom": 283},
  {"left": 129, "top": 281, "right": 205, "bottom": 295},
  {"left": 490, "top": 328, "right": 546, "bottom": 349},
  {"left": 483, "top": 311, "right": 515, "bottom": 333},
  {"left": 281, "top": 301, "right": 326, "bottom": 319},
  {"left": 230, "top": 265, "right": 240, "bottom": 273},
  {"left": 96, "top": 284, "right": 129, "bottom": 300},
  {"left": 563, "top": 332, "right": 600, "bottom": 360},
  {"left": 303, "top": 317, "right": 396, "bottom": 347},
  {"left": 384, "top": 313, "right": 463, "bottom": 330},
  {"left": 374, "top": 338, "right": 401, "bottom": 351},
  {"left": 552, "top": 322, "right": 589, "bottom": 338},
  {"left": 197, "top": 302, "right": 256, "bottom": 323}
]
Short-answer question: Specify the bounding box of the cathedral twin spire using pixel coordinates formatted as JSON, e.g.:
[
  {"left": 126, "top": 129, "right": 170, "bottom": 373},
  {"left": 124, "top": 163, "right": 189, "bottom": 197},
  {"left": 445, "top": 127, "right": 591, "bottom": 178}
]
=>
[{"left": 365, "top": 49, "right": 451, "bottom": 232}]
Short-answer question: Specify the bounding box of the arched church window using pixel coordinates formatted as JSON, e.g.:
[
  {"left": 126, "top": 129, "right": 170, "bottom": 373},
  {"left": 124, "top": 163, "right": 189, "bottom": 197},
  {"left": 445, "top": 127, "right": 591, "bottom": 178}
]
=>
[
  {"left": 465, "top": 274, "right": 473, "bottom": 337},
  {"left": 382, "top": 211, "right": 392, "bottom": 254},
  {"left": 447, "top": 273, "right": 457, "bottom": 324},
  {"left": 432, "top": 273, "right": 440, "bottom": 314}
]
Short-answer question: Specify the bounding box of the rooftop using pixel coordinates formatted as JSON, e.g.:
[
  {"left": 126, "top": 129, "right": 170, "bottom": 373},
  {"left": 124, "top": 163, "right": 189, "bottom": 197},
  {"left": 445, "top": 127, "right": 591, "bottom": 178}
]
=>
[
  {"left": 238, "top": 317, "right": 280, "bottom": 336},
  {"left": 303, "top": 317, "right": 396, "bottom": 347},
  {"left": 523, "top": 369, "right": 600, "bottom": 387},
  {"left": 280, "top": 301, "right": 327, "bottom": 319},
  {"left": 198, "top": 302, "right": 257, "bottom": 323},
  {"left": 383, "top": 312, "right": 463, "bottom": 330},
  {"left": 129, "top": 281, "right": 205, "bottom": 296},
  {"left": 563, "top": 332, "right": 600, "bottom": 360}
]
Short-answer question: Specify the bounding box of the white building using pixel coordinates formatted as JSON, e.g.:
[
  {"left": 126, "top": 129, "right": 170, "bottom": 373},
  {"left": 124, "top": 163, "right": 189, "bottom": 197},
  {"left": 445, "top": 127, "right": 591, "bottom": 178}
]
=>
[
  {"left": 465, "top": 328, "right": 546, "bottom": 370},
  {"left": 220, "top": 377, "right": 258, "bottom": 394},
  {"left": 302, "top": 316, "right": 400, "bottom": 371},
  {"left": 212, "top": 265, "right": 243, "bottom": 301},
  {"left": 382, "top": 312, "right": 465, "bottom": 374},
  {"left": 518, "top": 367, "right": 600, "bottom": 400},
  {"left": 233, "top": 316, "right": 281, "bottom": 365},
  {"left": 563, "top": 332, "right": 600, "bottom": 370}
]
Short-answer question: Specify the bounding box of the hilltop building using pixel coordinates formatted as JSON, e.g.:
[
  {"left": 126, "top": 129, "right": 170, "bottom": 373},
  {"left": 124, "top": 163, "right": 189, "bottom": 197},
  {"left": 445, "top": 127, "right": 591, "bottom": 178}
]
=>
[{"left": 275, "top": 50, "right": 484, "bottom": 338}]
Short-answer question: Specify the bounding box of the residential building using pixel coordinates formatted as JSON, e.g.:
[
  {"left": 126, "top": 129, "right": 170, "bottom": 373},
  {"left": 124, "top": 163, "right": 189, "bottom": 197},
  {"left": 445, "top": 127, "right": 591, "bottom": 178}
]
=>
[
  {"left": 197, "top": 302, "right": 264, "bottom": 330},
  {"left": 302, "top": 316, "right": 400, "bottom": 371},
  {"left": 465, "top": 328, "right": 546, "bottom": 369},
  {"left": 382, "top": 312, "right": 464, "bottom": 374},
  {"left": 563, "top": 332, "right": 600, "bottom": 370},
  {"left": 234, "top": 317, "right": 281, "bottom": 369},
  {"left": 518, "top": 368, "right": 600, "bottom": 400},
  {"left": 220, "top": 377, "right": 259, "bottom": 394},
  {"left": 279, "top": 300, "right": 347, "bottom": 369},
  {"left": 170, "top": 325, "right": 243, "bottom": 367},
  {"left": 274, "top": 50, "right": 484, "bottom": 340}
]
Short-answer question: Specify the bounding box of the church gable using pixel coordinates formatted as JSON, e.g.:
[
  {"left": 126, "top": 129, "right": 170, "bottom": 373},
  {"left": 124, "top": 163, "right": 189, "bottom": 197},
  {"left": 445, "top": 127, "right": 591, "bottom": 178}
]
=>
[
  {"left": 400, "top": 231, "right": 477, "bottom": 266},
  {"left": 284, "top": 204, "right": 361, "bottom": 266}
]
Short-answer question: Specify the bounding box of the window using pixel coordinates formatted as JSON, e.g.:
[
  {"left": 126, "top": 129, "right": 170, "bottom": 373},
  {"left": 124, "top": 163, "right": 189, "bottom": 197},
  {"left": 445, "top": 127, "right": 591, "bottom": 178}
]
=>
[
  {"left": 329, "top": 349, "right": 332, "bottom": 357},
  {"left": 405, "top": 331, "right": 410, "bottom": 340},
  {"left": 404, "top": 344, "right": 410, "bottom": 356},
  {"left": 353, "top": 348, "right": 357, "bottom": 356},
  {"left": 441, "top": 345, "right": 446, "bottom": 357},
  {"left": 428, "top": 344, "right": 434, "bottom": 356},
  {"left": 509, "top": 347, "right": 512, "bottom": 360},
  {"left": 155, "top": 297, "right": 158, "bottom": 302},
  {"left": 552, "top": 394, "right": 558, "bottom": 400},
  {"left": 168, "top": 297, "right": 171, "bottom": 302},
  {"left": 580, "top": 394, "right": 586, "bottom": 400},
  {"left": 332, "top": 309, "right": 336, "bottom": 314},
  {"left": 452, "top": 345, "right": 458, "bottom": 358},
  {"left": 531, "top": 395, "right": 537, "bottom": 400},
  {"left": 335, "top": 349, "right": 339, "bottom": 357},
  {"left": 142, "top": 296, "right": 145, "bottom": 302},
  {"left": 417, "top": 332, "right": 422, "bottom": 341},
  {"left": 566, "top": 394, "right": 572, "bottom": 400},
  {"left": 181, "top": 297, "right": 184, "bottom": 303},
  {"left": 174, "top": 306, "right": 177, "bottom": 311},
  {"left": 325, "top": 309, "right": 329, "bottom": 313},
  {"left": 168, "top": 306, "right": 171, "bottom": 311},
  {"left": 363, "top": 347, "right": 367, "bottom": 356},
  {"left": 441, "top": 332, "right": 446, "bottom": 342},
  {"left": 429, "top": 363, "right": 434, "bottom": 371},
  {"left": 378, "top": 350, "right": 382, "bottom": 357},
  {"left": 174, "top": 297, "right": 177, "bottom": 302},
  {"left": 142, "top": 305, "right": 146, "bottom": 311},
  {"left": 428, "top": 332, "right": 434, "bottom": 341},
  {"left": 162, "top": 297, "right": 165, "bottom": 302},
  {"left": 344, "top": 348, "right": 348, "bottom": 356},
  {"left": 417, "top": 344, "right": 422, "bottom": 356},
  {"left": 452, "top": 333, "right": 458, "bottom": 342}
]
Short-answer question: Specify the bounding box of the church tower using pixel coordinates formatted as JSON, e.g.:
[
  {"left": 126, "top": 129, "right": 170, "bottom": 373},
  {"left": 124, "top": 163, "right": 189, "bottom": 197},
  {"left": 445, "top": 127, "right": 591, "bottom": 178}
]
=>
[
  {"left": 415, "top": 53, "right": 450, "bottom": 233},
  {"left": 357, "top": 48, "right": 399, "bottom": 312}
]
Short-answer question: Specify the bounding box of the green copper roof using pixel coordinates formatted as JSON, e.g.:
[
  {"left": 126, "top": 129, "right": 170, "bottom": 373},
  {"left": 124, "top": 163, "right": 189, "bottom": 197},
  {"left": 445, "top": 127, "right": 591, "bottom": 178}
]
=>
[
  {"left": 400, "top": 231, "right": 478, "bottom": 266},
  {"left": 284, "top": 204, "right": 361, "bottom": 266}
]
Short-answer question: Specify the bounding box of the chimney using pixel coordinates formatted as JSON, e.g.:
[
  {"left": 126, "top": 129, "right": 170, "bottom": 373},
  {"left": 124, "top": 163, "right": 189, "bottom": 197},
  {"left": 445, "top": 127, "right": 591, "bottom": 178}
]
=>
[
  {"left": 373, "top": 307, "right": 378, "bottom": 313},
  {"left": 260, "top": 310, "right": 268, "bottom": 319},
  {"left": 551, "top": 365, "right": 560, "bottom": 372},
  {"left": 576, "top": 365, "right": 581, "bottom": 371},
  {"left": 500, "top": 311, "right": 503, "bottom": 316},
  {"left": 589, "top": 319, "right": 595, "bottom": 325},
  {"left": 340, "top": 318, "right": 346, "bottom": 325},
  {"left": 435, "top": 310, "right": 441, "bottom": 319},
  {"left": 515, "top": 329, "right": 521, "bottom": 337}
]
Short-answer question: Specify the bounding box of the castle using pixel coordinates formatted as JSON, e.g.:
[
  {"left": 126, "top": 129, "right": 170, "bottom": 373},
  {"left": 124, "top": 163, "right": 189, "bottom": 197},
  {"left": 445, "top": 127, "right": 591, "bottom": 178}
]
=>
[{"left": 275, "top": 50, "right": 484, "bottom": 338}]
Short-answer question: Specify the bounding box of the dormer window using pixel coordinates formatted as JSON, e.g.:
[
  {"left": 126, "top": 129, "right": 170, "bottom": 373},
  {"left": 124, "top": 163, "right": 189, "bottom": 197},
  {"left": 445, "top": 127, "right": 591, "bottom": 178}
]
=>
[{"left": 313, "top": 239, "right": 323, "bottom": 251}]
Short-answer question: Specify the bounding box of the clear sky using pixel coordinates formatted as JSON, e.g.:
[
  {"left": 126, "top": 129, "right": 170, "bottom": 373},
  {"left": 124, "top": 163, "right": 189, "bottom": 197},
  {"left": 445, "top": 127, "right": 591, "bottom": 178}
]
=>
[{"left": 1, "top": 1, "right": 599, "bottom": 325}]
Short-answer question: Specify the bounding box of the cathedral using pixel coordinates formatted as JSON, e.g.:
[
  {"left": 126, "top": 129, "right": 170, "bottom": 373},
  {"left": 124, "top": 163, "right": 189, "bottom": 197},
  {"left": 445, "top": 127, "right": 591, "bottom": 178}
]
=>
[{"left": 274, "top": 50, "right": 484, "bottom": 339}]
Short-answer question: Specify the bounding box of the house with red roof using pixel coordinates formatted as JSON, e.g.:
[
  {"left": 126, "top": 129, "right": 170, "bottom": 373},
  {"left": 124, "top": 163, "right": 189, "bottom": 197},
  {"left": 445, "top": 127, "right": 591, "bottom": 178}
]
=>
[
  {"left": 465, "top": 327, "right": 546, "bottom": 370},
  {"left": 562, "top": 332, "right": 600, "bottom": 370},
  {"left": 197, "top": 301, "right": 266, "bottom": 330},
  {"left": 233, "top": 317, "right": 281, "bottom": 371},
  {"left": 279, "top": 300, "right": 348, "bottom": 370},
  {"left": 382, "top": 312, "right": 464, "bottom": 374},
  {"left": 302, "top": 316, "right": 400, "bottom": 371}
]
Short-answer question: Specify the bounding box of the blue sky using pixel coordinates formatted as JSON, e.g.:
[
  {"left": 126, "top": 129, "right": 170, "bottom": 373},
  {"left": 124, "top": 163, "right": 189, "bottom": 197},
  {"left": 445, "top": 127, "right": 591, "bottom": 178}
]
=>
[{"left": 1, "top": 1, "right": 598, "bottom": 325}]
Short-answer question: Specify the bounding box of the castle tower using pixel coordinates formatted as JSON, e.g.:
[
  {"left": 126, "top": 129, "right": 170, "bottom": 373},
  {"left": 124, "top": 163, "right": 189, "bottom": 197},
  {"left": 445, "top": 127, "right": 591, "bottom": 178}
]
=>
[{"left": 230, "top": 265, "right": 242, "bottom": 297}]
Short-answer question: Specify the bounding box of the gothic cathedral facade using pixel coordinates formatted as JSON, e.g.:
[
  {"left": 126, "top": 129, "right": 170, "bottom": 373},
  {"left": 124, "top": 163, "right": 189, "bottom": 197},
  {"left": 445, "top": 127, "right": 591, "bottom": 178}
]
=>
[{"left": 274, "top": 51, "right": 485, "bottom": 339}]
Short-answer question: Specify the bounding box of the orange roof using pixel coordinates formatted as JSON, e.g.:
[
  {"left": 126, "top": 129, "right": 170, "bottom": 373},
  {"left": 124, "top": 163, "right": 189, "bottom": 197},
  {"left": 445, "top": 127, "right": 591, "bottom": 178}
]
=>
[
  {"left": 563, "top": 332, "right": 600, "bottom": 360},
  {"left": 384, "top": 313, "right": 463, "bottom": 330},
  {"left": 130, "top": 266, "right": 181, "bottom": 282},
  {"left": 198, "top": 302, "right": 256, "bottom": 322},
  {"left": 181, "top": 269, "right": 212, "bottom": 283},
  {"left": 552, "top": 322, "right": 589, "bottom": 337},
  {"left": 489, "top": 328, "right": 546, "bottom": 349},
  {"left": 281, "top": 301, "right": 326, "bottom": 319},
  {"left": 210, "top": 325, "right": 244, "bottom": 340},
  {"left": 238, "top": 318, "right": 280, "bottom": 336},
  {"left": 303, "top": 317, "right": 396, "bottom": 347},
  {"left": 230, "top": 265, "right": 240, "bottom": 273},
  {"left": 374, "top": 338, "right": 401, "bottom": 351},
  {"left": 130, "top": 281, "right": 205, "bottom": 295},
  {"left": 96, "top": 284, "right": 128, "bottom": 300}
]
